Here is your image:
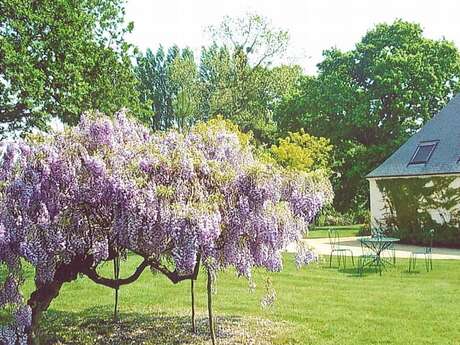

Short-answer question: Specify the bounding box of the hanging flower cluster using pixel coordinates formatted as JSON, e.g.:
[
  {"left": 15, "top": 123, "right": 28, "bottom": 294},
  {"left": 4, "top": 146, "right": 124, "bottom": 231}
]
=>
[{"left": 0, "top": 112, "right": 332, "bottom": 343}]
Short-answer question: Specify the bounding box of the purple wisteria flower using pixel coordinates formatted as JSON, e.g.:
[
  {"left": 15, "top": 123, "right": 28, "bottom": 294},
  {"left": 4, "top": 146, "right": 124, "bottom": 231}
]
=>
[
  {"left": 0, "top": 112, "right": 333, "bottom": 342},
  {"left": 295, "top": 244, "right": 319, "bottom": 269}
]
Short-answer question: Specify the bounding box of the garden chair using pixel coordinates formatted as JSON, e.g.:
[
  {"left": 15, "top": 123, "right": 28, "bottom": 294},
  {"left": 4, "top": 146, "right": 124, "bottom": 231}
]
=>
[
  {"left": 328, "top": 229, "right": 354, "bottom": 269},
  {"left": 387, "top": 242, "right": 397, "bottom": 265},
  {"left": 357, "top": 239, "right": 380, "bottom": 276},
  {"left": 371, "top": 225, "right": 397, "bottom": 265},
  {"left": 408, "top": 229, "right": 434, "bottom": 272}
]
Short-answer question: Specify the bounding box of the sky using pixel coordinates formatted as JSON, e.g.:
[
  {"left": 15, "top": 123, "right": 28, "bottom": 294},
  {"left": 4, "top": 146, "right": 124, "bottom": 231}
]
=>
[{"left": 125, "top": 0, "right": 460, "bottom": 75}]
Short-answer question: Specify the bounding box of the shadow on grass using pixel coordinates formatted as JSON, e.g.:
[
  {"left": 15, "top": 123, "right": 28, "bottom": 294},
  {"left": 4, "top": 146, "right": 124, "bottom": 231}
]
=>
[
  {"left": 401, "top": 270, "right": 422, "bottom": 275},
  {"left": 39, "top": 307, "right": 277, "bottom": 345},
  {"left": 338, "top": 267, "right": 380, "bottom": 277},
  {"left": 325, "top": 263, "right": 425, "bottom": 278},
  {"left": 323, "top": 264, "right": 397, "bottom": 277}
]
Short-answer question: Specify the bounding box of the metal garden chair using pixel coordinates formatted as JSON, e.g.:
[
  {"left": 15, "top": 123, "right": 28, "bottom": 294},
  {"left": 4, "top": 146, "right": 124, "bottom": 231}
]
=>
[
  {"left": 375, "top": 226, "right": 397, "bottom": 265},
  {"left": 357, "top": 238, "right": 380, "bottom": 276},
  {"left": 328, "top": 229, "right": 354, "bottom": 269},
  {"left": 408, "top": 229, "right": 434, "bottom": 272}
]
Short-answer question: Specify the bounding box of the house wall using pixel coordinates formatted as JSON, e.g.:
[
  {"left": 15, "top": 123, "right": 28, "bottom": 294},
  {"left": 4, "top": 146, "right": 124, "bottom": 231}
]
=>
[
  {"left": 369, "top": 178, "right": 386, "bottom": 227},
  {"left": 369, "top": 174, "right": 460, "bottom": 228}
]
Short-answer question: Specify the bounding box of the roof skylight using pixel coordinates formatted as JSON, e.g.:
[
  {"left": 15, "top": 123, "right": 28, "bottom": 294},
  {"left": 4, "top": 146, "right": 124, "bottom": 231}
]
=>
[{"left": 409, "top": 141, "right": 438, "bottom": 165}]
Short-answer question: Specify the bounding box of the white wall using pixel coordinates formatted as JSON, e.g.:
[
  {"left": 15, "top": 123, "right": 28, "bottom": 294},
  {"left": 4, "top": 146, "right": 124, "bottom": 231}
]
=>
[
  {"left": 368, "top": 175, "right": 460, "bottom": 228},
  {"left": 369, "top": 178, "right": 387, "bottom": 228}
]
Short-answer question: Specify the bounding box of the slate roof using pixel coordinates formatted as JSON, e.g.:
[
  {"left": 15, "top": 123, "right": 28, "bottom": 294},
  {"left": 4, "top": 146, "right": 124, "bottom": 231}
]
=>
[{"left": 367, "top": 94, "right": 460, "bottom": 179}]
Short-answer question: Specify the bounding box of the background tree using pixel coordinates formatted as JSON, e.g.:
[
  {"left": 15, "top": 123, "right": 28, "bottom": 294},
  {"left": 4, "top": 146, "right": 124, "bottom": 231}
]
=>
[
  {"left": 136, "top": 13, "right": 300, "bottom": 142},
  {"left": 276, "top": 20, "right": 460, "bottom": 212},
  {"left": 201, "top": 14, "right": 299, "bottom": 143},
  {"left": 168, "top": 50, "right": 202, "bottom": 128},
  {"left": 0, "top": 0, "right": 142, "bottom": 137},
  {"left": 135, "top": 46, "right": 201, "bottom": 130},
  {"left": 199, "top": 43, "right": 300, "bottom": 143},
  {"left": 206, "top": 13, "right": 289, "bottom": 68}
]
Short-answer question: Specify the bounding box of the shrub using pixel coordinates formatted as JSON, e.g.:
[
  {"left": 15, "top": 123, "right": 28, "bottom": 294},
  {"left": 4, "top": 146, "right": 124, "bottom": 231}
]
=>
[
  {"left": 315, "top": 206, "right": 353, "bottom": 226},
  {"left": 269, "top": 129, "right": 333, "bottom": 175}
]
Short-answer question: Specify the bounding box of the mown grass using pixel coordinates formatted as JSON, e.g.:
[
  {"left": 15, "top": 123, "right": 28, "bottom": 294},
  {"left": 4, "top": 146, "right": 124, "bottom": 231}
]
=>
[
  {"left": 307, "top": 225, "right": 363, "bottom": 239},
  {"left": 4, "top": 253, "right": 460, "bottom": 345}
]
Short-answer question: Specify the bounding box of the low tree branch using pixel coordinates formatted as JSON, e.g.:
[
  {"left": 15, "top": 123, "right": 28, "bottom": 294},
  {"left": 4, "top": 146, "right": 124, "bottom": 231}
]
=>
[
  {"left": 148, "top": 253, "right": 201, "bottom": 284},
  {"left": 82, "top": 253, "right": 202, "bottom": 288},
  {"left": 82, "top": 258, "right": 151, "bottom": 288}
]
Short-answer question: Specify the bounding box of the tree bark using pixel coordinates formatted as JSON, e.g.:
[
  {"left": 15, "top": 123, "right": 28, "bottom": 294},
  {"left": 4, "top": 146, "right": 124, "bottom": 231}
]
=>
[
  {"left": 207, "top": 269, "right": 216, "bottom": 345},
  {"left": 113, "top": 255, "right": 121, "bottom": 321},
  {"left": 190, "top": 257, "right": 201, "bottom": 334},
  {"left": 27, "top": 256, "right": 86, "bottom": 344},
  {"left": 191, "top": 279, "right": 196, "bottom": 333},
  {"left": 27, "top": 279, "right": 66, "bottom": 345}
]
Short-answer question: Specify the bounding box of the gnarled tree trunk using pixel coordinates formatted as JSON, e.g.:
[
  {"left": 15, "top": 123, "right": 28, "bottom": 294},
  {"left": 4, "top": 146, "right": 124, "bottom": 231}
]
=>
[
  {"left": 24, "top": 253, "right": 202, "bottom": 344},
  {"left": 27, "top": 256, "right": 89, "bottom": 345}
]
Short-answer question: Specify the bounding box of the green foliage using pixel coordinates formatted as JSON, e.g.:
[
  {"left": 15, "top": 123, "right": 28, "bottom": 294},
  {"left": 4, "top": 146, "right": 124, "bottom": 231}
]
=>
[
  {"left": 169, "top": 52, "right": 202, "bottom": 127},
  {"left": 269, "top": 129, "right": 333, "bottom": 174},
  {"left": 377, "top": 176, "right": 460, "bottom": 247},
  {"left": 200, "top": 44, "right": 301, "bottom": 143},
  {"left": 0, "top": 0, "right": 143, "bottom": 137},
  {"left": 136, "top": 13, "right": 300, "bottom": 143},
  {"left": 314, "top": 205, "right": 355, "bottom": 227},
  {"left": 135, "top": 46, "right": 202, "bottom": 130},
  {"left": 276, "top": 20, "right": 460, "bottom": 211},
  {"left": 201, "top": 12, "right": 299, "bottom": 143}
]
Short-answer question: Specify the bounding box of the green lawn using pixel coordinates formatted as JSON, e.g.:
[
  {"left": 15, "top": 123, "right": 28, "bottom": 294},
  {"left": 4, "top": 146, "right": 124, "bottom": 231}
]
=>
[
  {"left": 307, "top": 225, "right": 363, "bottom": 239},
  {"left": 7, "top": 253, "right": 460, "bottom": 345}
]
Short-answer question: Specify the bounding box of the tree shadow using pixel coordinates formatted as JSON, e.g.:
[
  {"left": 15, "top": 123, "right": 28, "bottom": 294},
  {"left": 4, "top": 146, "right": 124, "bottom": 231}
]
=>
[{"left": 39, "top": 307, "right": 274, "bottom": 345}]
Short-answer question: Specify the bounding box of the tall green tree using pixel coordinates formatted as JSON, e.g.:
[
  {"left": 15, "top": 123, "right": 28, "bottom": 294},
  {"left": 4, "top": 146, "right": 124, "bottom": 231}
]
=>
[
  {"left": 0, "top": 0, "right": 142, "bottom": 137},
  {"left": 169, "top": 50, "right": 202, "bottom": 128},
  {"left": 136, "top": 46, "right": 201, "bottom": 130},
  {"left": 136, "top": 14, "right": 300, "bottom": 141},
  {"left": 276, "top": 20, "right": 460, "bottom": 211},
  {"left": 200, "top": 13, "right": 300, "bottom": 143},
  {"left": 206, "top": 13, "right": 289, "bottom": 68}
]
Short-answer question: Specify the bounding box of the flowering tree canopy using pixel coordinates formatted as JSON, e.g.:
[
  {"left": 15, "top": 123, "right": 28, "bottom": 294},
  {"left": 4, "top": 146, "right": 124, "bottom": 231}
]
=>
[{"left": 0, "top": 112, "right": 332, "bottom": 344}]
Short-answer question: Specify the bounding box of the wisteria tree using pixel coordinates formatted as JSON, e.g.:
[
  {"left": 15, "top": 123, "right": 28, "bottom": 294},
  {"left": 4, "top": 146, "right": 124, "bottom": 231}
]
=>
[{"left": 0, "top": 112, "right": 332, "bottom": 345}]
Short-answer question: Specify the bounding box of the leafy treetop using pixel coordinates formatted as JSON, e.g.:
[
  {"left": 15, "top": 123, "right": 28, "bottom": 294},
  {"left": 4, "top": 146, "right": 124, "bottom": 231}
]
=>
[
  {"left": 0, "top": 0, "right": 143, "bottom": 138},
  {"left": 276, "top": 19, "right": 460, "bottom": 211}
]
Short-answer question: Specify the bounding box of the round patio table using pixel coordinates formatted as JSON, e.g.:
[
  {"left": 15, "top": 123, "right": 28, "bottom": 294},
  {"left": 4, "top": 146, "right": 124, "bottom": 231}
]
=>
[{"left": 358, "top": 236, "right": 400, "bottom": 275}]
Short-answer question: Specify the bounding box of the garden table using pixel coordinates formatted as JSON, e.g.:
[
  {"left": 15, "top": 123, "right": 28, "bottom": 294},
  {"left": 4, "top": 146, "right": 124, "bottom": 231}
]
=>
[{"left": 358, "top": 236, "right": 400, "bottom": 275}]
